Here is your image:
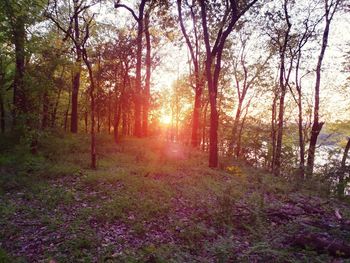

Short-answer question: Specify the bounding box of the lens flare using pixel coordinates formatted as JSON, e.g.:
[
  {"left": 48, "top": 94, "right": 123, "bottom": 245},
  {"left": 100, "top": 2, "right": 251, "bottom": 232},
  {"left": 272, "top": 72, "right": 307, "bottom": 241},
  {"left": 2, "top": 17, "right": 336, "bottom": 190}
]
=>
[{"left": 160, "top": 114, "right": 172, "bottom": 125}]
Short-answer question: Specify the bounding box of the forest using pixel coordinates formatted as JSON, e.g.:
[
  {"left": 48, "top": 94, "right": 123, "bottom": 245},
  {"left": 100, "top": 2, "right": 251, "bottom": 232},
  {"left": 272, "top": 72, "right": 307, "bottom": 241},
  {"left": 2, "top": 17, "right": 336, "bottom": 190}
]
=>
[{"left": 0, "top": 0, "right": 350, "bottom": 262}]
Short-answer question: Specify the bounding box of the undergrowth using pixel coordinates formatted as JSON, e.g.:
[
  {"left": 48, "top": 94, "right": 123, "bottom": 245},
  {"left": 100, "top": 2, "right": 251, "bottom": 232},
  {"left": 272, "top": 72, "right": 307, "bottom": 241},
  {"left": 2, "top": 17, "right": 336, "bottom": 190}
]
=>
[{"left": 0, "top": 132, "right": 349, "bottom": 262}]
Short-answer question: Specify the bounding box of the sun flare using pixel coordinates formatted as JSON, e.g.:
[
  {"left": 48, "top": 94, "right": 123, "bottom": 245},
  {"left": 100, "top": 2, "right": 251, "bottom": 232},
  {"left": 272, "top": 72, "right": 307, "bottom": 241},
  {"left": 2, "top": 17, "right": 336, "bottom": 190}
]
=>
[{"left": 160, "top": 114, "right": 172, "bottom": 125}]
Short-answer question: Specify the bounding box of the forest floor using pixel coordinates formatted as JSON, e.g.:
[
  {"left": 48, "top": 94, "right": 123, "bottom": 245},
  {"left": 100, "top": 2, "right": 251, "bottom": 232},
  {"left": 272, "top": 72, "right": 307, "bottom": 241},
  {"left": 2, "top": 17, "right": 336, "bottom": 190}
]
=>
[{"left": 1, "top": 133, "right": 350, "bottom": 263}]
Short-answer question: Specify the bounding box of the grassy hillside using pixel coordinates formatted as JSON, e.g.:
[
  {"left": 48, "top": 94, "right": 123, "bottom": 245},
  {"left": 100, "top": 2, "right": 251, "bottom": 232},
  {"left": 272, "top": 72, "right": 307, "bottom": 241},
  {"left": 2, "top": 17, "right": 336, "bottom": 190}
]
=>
[{"left": 1, "top": 133, "right": 350, "bottom": 262}]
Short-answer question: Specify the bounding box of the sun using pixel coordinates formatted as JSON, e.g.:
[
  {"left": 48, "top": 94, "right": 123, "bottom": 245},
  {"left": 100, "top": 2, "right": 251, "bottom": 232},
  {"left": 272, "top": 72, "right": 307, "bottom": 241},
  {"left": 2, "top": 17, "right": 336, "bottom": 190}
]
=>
[{"left": 160, "top": 114, "right": 172, "bottom": 125}]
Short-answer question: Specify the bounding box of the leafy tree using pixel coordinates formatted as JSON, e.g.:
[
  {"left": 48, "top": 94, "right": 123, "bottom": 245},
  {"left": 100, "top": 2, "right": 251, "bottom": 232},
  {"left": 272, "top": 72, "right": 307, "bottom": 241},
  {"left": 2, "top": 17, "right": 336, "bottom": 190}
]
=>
[
  {"left": 306, "top": 0, "right": 341, "bottom": 177},
  {"left": 199, "top": 0, "right": 259, "bottom": 167}
]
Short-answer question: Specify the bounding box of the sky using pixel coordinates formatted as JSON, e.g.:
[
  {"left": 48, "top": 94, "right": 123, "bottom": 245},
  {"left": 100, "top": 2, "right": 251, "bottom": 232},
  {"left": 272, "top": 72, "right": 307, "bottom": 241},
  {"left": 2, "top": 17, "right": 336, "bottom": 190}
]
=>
[{"left": 92, "top": 0, "right": 350, "bottom": 122}]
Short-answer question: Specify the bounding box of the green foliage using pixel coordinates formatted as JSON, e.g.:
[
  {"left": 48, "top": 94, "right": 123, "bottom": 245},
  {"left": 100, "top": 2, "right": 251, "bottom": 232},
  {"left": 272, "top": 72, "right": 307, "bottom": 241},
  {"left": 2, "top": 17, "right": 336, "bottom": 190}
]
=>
[
  {"left": 0, "top": 248, "right": 13, "bottom": 263},
  {"left": 0, "top": 200, "right": 17, "bottom": 221},
  {"left": 54, "top": 227, "right": 97, "bottom": 263},
  {"left": 242, "top": 242, "right": 292, "bottom": 263},
  {"left": 38, "top": 186, "right": 75, "bottom": 209},
  {"left": 204, "top": 234, "right": 237, "bottom": 263}
]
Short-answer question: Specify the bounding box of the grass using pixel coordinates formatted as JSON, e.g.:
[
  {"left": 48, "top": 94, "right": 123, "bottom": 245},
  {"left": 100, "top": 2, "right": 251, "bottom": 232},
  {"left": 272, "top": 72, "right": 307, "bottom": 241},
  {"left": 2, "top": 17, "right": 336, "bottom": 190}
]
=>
[{"left": 0, "top": 132, "right": 349, "bottom": 262}]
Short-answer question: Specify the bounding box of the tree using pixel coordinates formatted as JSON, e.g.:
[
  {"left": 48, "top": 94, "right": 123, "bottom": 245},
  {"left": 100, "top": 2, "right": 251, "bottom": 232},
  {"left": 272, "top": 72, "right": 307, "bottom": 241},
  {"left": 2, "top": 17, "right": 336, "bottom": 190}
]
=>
[
  {"left": 100, "top": 29, "right": 136, "bottom": 142},
  {"left": 337, "top": 137, "right": 350, "bottom": 197},
  {"left": 287, "top": 6, "right": 320, "bottom": 179},
  {"left": 0, "top": 52, "right": 11, "bottom": 134},
  {"left": 266, "top": 0, "right": 294, "bottom": 176},
  {"left": 46, "top": 0, "right": 95, "bottom": 133},
  {"left": 3, "top": 1, "right": 26, "bottom": 126},
  {"left": 1, "top": 0, "right": 45, "bottom": 127},
  {"left": 177, "top": 0, "right": 204, "bottom": 148},
  {"left": 81, "top": 20, "right": 97, "bottom": 169},
  {"left": 229, "top": 33, "right": 270, "bottom": 158},
  {"left": 199, "top": 0, "right": 258, "bottom": 167},
  {"left": 115, "top": 0, "right": 148, "bottom": 138},
  {"left": 306, "top": 0, "right": 341, "bottom": 177},
  {"left": 0, "top": 38, "right": 12, "bottom": 133},
  {"left": 142, "top": 10, "right": 151, "bottom": 137},
  {"left": 48, "top": 0, "right": 97, "bottom": 167}
]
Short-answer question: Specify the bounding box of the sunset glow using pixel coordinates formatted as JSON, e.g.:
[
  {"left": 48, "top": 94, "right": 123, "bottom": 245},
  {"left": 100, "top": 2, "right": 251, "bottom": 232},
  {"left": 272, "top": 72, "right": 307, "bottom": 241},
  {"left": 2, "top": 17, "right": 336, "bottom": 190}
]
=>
[
  {"left": 1, "top": 0, "right": 350, "bottom": 261},
  {"left": 160, "top": 114, "right": 172, "bottom": 125}
]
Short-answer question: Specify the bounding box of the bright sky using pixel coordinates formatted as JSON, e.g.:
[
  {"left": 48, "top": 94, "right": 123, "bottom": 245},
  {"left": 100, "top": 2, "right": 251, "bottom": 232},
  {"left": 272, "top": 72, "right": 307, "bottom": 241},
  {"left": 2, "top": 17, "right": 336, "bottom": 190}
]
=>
[{"left": 92, "top": 1, "right": 350, "bottom": 122}]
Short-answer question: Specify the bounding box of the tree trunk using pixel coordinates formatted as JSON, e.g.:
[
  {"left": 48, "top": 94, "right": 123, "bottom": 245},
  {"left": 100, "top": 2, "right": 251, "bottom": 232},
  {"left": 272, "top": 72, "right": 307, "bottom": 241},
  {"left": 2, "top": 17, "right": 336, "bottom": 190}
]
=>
[
  {"left": 97, "top": 109, "right": 100, "bottom": 133},
  {"left": 293, "top": 49, "right": 306, "bottom": 179},
  {"left": 51, "top": 86, "right": 62, "bottom": 128},
  {"left": 12, "top": 16, "right": 26, "bottom": 127},
  {"left": 275, "top": 86, "right": 286, "bottom": 176},
  {"left": 70, "top": 8, "right": 82, "bottom": 134},
  {"left": 297, "top": 95, "right": 305, "bottom": 178},
  {"left": 90, "top": 87, "right": 96, "bottom": 170},
  {"left": 41, "top": 91, "right": 49, "bottom": 130},
  {"left": 177, "top": 0, "right": 203, "bottom": 148},
  {"left": 0, "top": 91, "right": 5, "bottom": 133},
  {"left": 121, "top": 65, "right": 129, "bottom": 137},
  {"left": 200, "top": 1, "right": 217, "bottom": 167},
  {"left": 271, "top": 92, "right": 277, "bottom": 171},
  {"left": 108, "top": 91, "right": 111, "bottom": 134},
  {"left": 114, "top": 103, "right": 121, "bottom": 144},
  {"left": 114, "top": 1, "right": 147, "bottom": 137},
  {"left": 85, "top": 111, "right": 88, "bottom": 133},
  {"left": 236, "top": 103, "right": 249, "bottom": 158},
  {"left": 199, "top": 0, "right": 254, "bottom": 167},
  {"left": 70, "top": 57, "right": 81, "bottom": 133},
  {"left": 82, "top": 51, "right": 96, "bottom": 169},
  {"left": 202, "top": 100, "right": 209, "bottom": 151},
  {"left": 337, "top": 137, "right": 350, "bottom": 197},
  {"left": 306, "top": 6, "right": 334, "bottom": 176},
  {"left": 128, "top": 113, "right": 132, "bottom": 136},
  {"left": 208, "top": 95, "right": 219, "bottom": 167},
  {"left": 122, "top": 109, "right": 127, "bottom": 136},
  {"left": 272, "top": 0, "right": 292, "bottom": 176},
  {"left": 142, "top": 12, "right": 151, "bottom": 137},
  {"left": 274, "top": 73, "right": 286, "bottom": 176},
  {"left": 134, "top": 0, "right": 147, "bottom": 138},
  {"left": 235, "top": 120, "right": 243, "bottom": 158},
  {"left": 51, "top": 66, "right": 65, "bottom": 128},
  {"left": 64, "top": 86, "right": 71, "bottom": 132},
  {"left": 0, "top": 61, "right": 4, "bottom": 133},
  {"left": 230, "top": 101, "right": 242, "bottom": 156},
  {"left": 192, "top": 86, "right": 202, "bottom": 147}
]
